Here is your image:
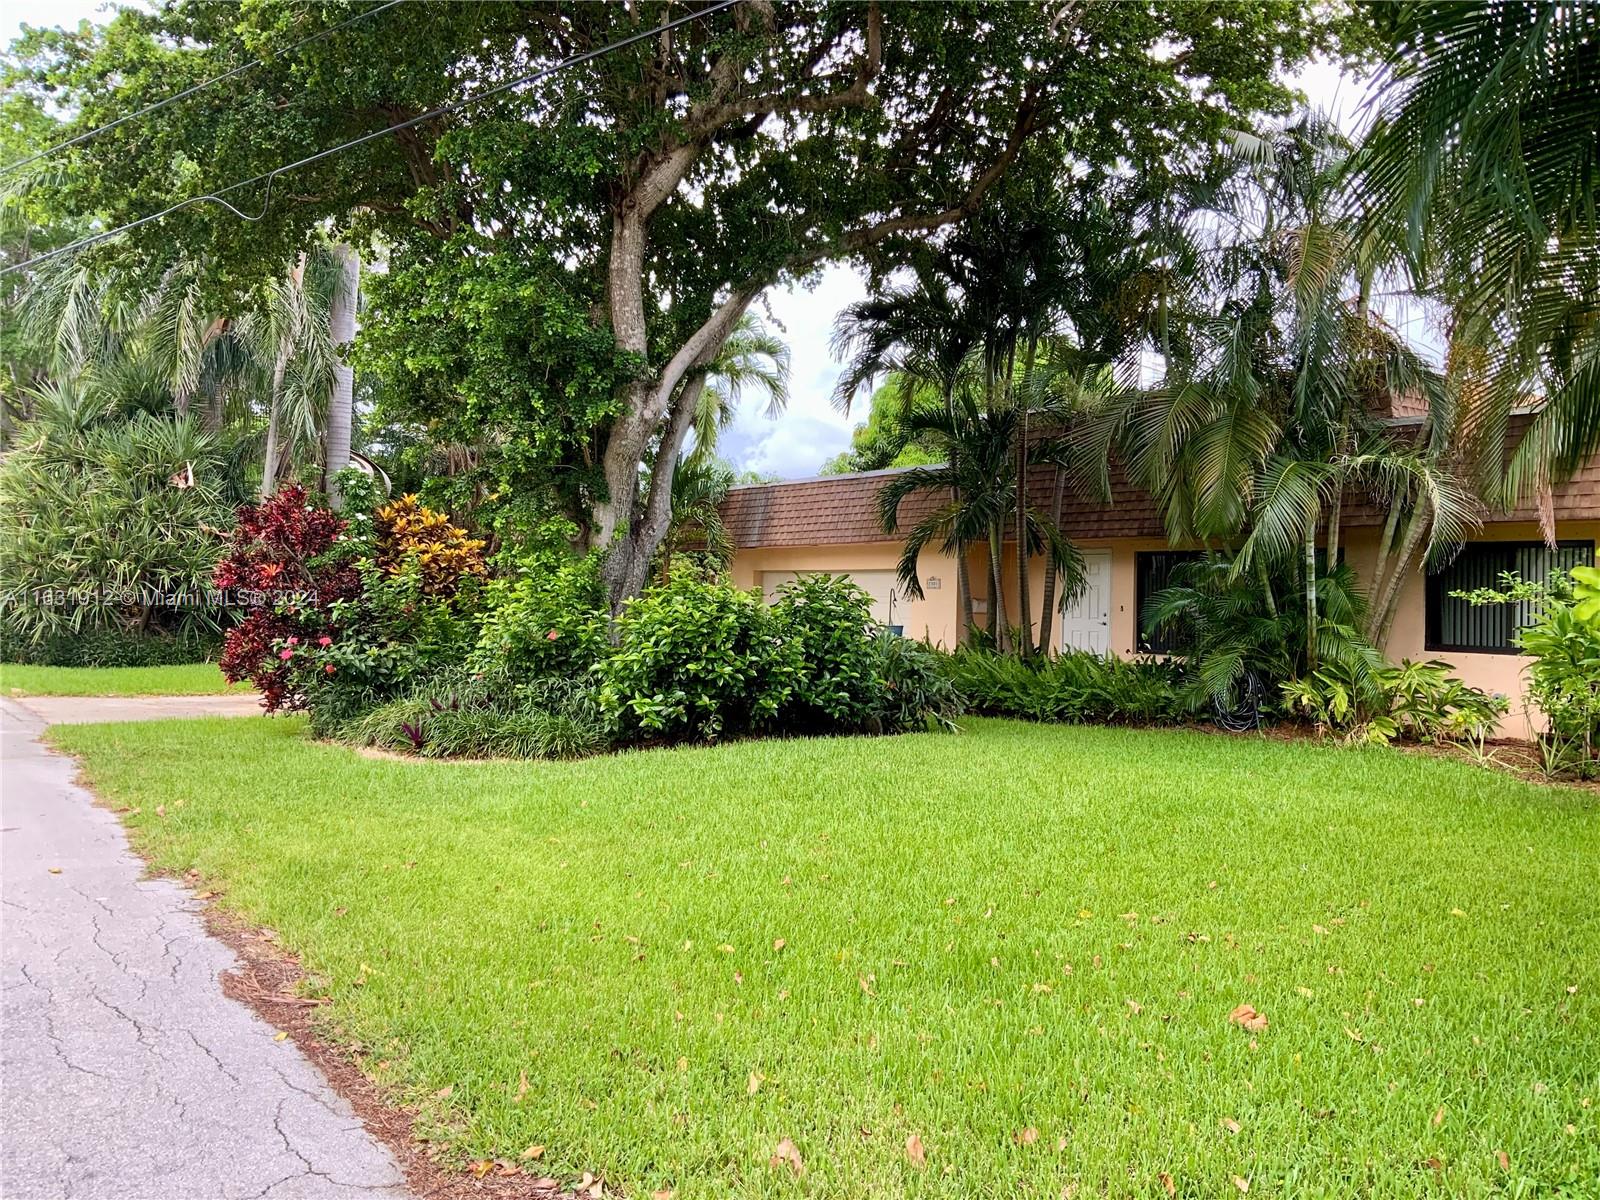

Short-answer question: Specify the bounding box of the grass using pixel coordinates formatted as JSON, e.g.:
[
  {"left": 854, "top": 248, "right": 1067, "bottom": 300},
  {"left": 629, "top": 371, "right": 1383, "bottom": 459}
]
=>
[
  {"left": 0, "top": 661, "right": 247, "bottom": 696},
  {"left": 52, "top": 717, "right": 1599, "bottom": 1198}
]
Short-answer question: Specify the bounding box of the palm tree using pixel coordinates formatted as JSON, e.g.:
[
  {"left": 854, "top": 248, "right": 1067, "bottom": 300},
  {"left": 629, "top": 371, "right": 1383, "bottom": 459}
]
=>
[
  {"left": 686, "top": 312, "right": 789, "bottom": 465},
  {"left": 833, "top": 264, "right": 985, "bottom": 631},
  {"left": 1078, "top": 116, "right": 1481, "bottom": 665},
  {"left": 877, "top": 389, "right": 1081, "bottom": 654},
  {"left": 1350, "top": 2, "right": 1600, "bottom": 506},
  {"left": 322, "top": 243, "right": 360, "bottom": 507},
  {"left": 655, "top": 454, "right": 736, "bottom": 584}
]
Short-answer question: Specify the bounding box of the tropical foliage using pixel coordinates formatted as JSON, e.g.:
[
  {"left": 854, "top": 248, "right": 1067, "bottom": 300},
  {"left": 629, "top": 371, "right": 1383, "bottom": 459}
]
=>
[{"left": 0, "top": 384, "right": 230, "bottom": 653}]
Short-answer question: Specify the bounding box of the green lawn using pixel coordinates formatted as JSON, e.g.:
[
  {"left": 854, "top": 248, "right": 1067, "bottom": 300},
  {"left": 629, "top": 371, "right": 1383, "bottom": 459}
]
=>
[
  {"left": 1, "top": 661, "right": 246, "bottom": 696},
  {"left": 52, "top": 717, "right": 1599, "bottom": 1198}
]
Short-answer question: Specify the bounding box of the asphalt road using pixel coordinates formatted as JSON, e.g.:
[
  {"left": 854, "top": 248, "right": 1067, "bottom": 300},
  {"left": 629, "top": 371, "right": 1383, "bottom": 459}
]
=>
[{"left": 1, "top": 698, "right": 410, "bottom": 1200}]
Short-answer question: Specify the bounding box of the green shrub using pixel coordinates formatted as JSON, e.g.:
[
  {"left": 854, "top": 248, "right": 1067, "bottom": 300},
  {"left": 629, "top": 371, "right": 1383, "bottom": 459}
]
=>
[
  {"left": 473, "top": 552, "right": 610, "bottom": 679},
  {"left": 1, "top": 625, "right": 221, "bottom": 667},
  {"left": 0, "top": 390, "right": 231, "bottom": 650},
  {"left": 1456, "top": 570, "right": 1600, "bottom": 775},
  {"left": 943, "top": 647, "right": 1188, "bottom": 725},
  {"left": 868, "top": 631, "right": 962, "bottom": 733},
  {"left": 1279, "top": 658, "right": 1506, "bottom": 747},
  {"left": 301, "top": 559, "right": 483, "bottom": 736},
  {"left": 770, "top": 574, "right": 882, "bottom": 733},
  {"left": 598, "top": 577, "right": 802, "bottom": 743},
  {"left": 338, "top": 666, "right": 605, "bottom": 759}
]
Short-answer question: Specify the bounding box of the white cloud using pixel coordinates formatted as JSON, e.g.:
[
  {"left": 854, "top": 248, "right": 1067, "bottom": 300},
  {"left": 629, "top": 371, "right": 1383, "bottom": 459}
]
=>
[{"left": 722, "top": 262, "right": 868, "bottom": 478}]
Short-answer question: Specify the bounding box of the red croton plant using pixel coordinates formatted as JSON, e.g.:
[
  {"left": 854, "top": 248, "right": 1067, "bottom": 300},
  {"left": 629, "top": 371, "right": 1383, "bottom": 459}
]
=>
[{"left": 216, "top": 486, "right": 359, "bottom": 712}]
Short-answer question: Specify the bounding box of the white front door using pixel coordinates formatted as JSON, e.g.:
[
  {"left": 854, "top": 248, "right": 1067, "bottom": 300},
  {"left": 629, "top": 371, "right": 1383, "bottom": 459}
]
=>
[{"left": 1060, "top": 551, "right": 1112, "bottom": 655}]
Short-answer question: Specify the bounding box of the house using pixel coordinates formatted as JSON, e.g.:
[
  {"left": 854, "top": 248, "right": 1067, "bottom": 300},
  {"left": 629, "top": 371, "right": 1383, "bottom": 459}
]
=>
[{"left": 721, "top": 415, "right": 1600, "bottom": 739}]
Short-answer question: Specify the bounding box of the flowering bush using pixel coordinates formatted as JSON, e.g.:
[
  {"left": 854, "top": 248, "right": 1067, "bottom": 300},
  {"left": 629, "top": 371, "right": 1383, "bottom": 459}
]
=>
[
  {"left": 373, "top": 494, "right": 487, "bottom": 597},
  {"left": 215, "top": 486, "right": 358, "bottom": 711},
  {"left": 472, "top": 552, "right": 609, "bottom": 679}
]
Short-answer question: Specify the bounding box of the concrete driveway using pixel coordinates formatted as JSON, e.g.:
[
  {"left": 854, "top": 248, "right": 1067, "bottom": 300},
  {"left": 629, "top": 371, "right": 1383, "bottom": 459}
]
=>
[{"left": 1, "top": 698, "right": 410, "bottom": 1200}]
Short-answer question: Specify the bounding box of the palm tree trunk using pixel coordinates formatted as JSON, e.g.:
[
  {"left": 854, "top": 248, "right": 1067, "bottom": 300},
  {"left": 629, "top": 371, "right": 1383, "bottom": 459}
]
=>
[
  {"left": 259, "top": 354, "right": 288, "bottom": 500},
  {"left": 957, "top": 545, "right": 975, "bottom": 634},
  {"left": 988, "top": 526, "right": 1011, "bottom": 654},
  {"left": 1255, "top": 556, "right": 1278, "bottom": 617},
  {"left": 1011, "top": 352, "right": 1033, "bottom": 657},
  {"left": 322, "top": 244, "right": 360, "bottom": 508},
  {"left": 1373, "top": 510, "right": 1431, "bottom": 649},
  {"left": 1366, "top": 495, "right": 1407, "bottom": 641},
  {"left": 1036, "top": 465, "right": 1067, "bottom": 653},
  {"left": 1304, "top": 525, "right": 1319, "bottom": 672}
]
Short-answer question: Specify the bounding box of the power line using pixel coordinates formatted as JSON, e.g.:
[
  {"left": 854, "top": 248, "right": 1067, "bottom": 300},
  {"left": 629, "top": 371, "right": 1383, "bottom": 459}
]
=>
[
  {"left": 2, "top": 0, "right": 739, "bottom": 278},
  {"left": 0, "top": 0, "right": 408, "bottom": 178}
]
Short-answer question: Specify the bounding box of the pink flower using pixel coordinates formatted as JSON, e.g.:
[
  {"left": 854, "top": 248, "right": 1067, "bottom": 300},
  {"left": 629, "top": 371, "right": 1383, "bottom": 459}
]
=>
[
  {"left": 546, "top": 629, "right": 560, "bottom": 641},
  {"left": 278, "top": 649, "right": 294, "bottom": 661},
  {"left": 318, "top": 636, "right": 332, "bottom": 647},
  {"left": 324, "top": 664, "right": 336, "bottom": 675},
  {"left": 287, "top": 637, "right": 299, "bottom": 646}
]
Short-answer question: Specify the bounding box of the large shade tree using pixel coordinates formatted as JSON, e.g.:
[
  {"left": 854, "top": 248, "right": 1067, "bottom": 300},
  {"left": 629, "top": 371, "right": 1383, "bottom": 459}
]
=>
[{"left": 6, "top": 0, "right": 1358, "bottom": 610}]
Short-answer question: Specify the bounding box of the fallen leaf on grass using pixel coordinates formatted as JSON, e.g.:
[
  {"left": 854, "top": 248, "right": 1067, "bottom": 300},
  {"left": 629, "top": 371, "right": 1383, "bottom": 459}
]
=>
[
  {"left": 1013, "top": 1127, "right": 1040, "bottom": 1146},
  {"left": 772, "top": 938, "right": 786, "bottom": 952},
  {"left": 769, "top": 1137, "right": 803, "bottom": 1176},
  {"left": 905, "top": 1133, "right": 926, "bottom": 1167},
  {"left": 520, "top": 1145, "right": 545, "bottom": 1161},
  {"left": 1432, "top": 1105, "right": 1445, "bottom": 1128},
  {"left": 1233, "top": 1175, "right": 1250, "bottom": 1193},
  {"left": 468, "top": 1160, "right": 493, "bottom": 1179},
  {"left": 1495, "top": 1150, "right": 1509, "bottom": 1170},
  {"left": 433, "top": 1085, "right": 453, "bottom": 1100},
  {"left": 1222, "top": 1117, "right": 1241, "bottom": 1134},
  {"left": 652, "top": 1190, "right": 676, "bottom": 1200},
  {"left": 1158, "top": 1172, "right": 1177, "bottom": 1197},
  {"left": 515, "top": 1071, "right": 529, "bottom": 1103},
  {"left": 1228, "top": 1003, "right": 1268, "bottom": 1033},
  {"left": 747, "top": 1071, "right": 764, "bottom": 1096}
]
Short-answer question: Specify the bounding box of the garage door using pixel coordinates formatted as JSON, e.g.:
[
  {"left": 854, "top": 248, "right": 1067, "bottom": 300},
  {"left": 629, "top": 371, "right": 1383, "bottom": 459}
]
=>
[{"left": 761, "top": 569, "right": 901, "bottom": 628}]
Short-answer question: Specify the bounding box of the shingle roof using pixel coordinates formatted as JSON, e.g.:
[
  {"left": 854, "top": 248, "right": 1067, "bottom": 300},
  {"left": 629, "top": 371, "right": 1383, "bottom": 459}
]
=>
[{"left": 721, "top": 413, "right": 1600, "bottom": 549}]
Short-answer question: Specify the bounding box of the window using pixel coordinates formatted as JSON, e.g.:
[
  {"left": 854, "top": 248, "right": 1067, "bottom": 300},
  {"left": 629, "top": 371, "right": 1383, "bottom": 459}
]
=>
[
  {"left": 1135, "top": 550, "right": 1202, "bottom": 653},
  {"left": 1425, "top": 540, "right": 1595, "bottom": 653}
]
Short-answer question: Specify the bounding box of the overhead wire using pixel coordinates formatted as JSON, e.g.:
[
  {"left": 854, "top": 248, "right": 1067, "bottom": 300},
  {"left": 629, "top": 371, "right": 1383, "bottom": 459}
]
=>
[
  {"left": 0, "top": 0, "right": 408, "bottom": 177},
  {"left": 1, "top": 0, "right": 740, "bottom": 277}
]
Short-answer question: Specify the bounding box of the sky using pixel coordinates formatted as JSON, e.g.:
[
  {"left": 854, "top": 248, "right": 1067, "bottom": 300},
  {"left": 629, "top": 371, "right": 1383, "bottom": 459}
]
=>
[{"left": 7, "top": 1, "right": 1414, "bottom": 479}]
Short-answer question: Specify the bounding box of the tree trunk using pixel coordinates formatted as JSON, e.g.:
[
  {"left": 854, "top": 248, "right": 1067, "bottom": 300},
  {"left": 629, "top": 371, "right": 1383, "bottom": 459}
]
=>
[
  {"left": 602, "top": 365, "right": 715, "bottom": 613},
  {"left": 987, "top": 526, "right": 1011, "bottom": 653},
  {"left": 259, "top": 354, "right": 288, "bottom": 500},
  {"left": 1012, "top": 353, "right": 1033, "bottom": 657},
  {"left": 1372, "top": 510, "right": 1430, "bottom": 649},
  {"left": 956, "top": 545, "right": 974, "bottom": 636},
  {"left": 322, "top": 244, "right": 360, "bottom": 508},
  {"left": 1303, "top": 525, "right": 1319, "bottom": 673},
  {"left": 1255, "top": 556, "right": 1278, "bottom": 618},
  {"left": 1365, "top": 494, "right": 1407, "bottom": 642},
  {"left": 1036, "top": 465, "right": 1067, "bottom": 653}
]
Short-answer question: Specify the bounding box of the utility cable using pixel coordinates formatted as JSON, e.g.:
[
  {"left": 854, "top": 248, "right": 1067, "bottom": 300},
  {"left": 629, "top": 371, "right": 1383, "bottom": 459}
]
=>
[{"left": 1, "top": 0, "right": 740, "bottom": 277}]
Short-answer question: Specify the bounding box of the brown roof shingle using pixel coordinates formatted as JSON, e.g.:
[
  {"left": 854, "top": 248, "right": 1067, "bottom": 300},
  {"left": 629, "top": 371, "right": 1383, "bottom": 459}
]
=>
[{"left": 722, "top": 413, "right": 1600, "bottom": 549}]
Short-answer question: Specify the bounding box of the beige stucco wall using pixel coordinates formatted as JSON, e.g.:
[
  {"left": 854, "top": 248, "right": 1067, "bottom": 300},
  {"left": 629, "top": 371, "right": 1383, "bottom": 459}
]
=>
[
  {"left": 727, "top": 542, "right": 964, "bottom": 648},
  {"left": 729, "top": 521, "right": 1600, "bottom": 740},
  {"left": 966, "top": 523, "right": 1600, "bottom": 740}
]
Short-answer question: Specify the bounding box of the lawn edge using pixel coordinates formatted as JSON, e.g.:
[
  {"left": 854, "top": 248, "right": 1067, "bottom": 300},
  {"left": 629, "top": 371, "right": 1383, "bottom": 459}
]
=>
[{"left": 58, "top": 749, "right": 577, "bottom": 1200}]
